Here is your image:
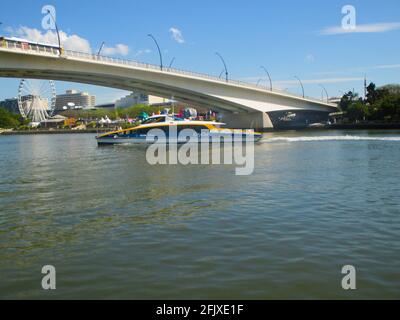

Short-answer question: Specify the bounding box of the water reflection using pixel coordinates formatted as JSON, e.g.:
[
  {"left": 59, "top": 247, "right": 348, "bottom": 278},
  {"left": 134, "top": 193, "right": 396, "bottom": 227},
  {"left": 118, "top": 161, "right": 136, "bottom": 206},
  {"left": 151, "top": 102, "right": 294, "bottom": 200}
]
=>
[{"left": 1, "top": 131, "right": 400, "bottom": 299}]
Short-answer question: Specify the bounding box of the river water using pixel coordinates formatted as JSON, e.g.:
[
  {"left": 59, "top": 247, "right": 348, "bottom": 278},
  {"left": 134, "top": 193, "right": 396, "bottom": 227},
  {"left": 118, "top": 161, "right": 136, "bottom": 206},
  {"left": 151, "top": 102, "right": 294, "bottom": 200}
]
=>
[{"left": 0, "top": 130, "right": 399, "bottom": 299}]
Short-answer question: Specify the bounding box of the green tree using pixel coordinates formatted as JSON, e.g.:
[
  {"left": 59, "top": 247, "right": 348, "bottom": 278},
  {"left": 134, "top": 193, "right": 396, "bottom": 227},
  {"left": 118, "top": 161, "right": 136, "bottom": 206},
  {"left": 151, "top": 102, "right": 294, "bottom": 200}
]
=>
[
  {"left": 338, "top": 83, "right": 400, "bottom": 123},
  {"left": 0, "top": 107, "right": 24, "bottom": 128},
  {"left": 339, "top": 91, "right": 359, "bottom": 112},
  {"left": 372, "top": 92, "right": 400, "bottom": 122},
  {"left": 366, "top": 82, "right": 378, "bottom": 104},
  {"left": 347, "top": 100, "right": 369, "bottom": 122}
]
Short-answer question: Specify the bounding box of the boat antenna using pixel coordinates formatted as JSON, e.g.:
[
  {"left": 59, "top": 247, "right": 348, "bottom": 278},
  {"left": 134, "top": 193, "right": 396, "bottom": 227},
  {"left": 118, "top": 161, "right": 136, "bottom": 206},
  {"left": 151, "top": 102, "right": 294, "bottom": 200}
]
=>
[{"left": 171, "top": 95, "right": 175, "bottom": 117}]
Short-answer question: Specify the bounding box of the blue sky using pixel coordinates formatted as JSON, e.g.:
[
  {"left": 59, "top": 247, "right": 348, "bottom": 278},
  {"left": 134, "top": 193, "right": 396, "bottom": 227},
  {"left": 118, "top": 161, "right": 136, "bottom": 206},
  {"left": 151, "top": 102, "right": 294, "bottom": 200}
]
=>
[{"left": 1, "top": 0, "right": 399, "bottom": 104}]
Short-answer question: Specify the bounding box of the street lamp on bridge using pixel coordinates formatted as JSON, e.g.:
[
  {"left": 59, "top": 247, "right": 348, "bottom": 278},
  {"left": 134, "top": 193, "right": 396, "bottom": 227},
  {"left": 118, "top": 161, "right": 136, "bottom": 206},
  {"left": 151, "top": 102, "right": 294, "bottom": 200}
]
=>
[
  {"left": 294, "top": 76, "right": 305, "bottom": 98},
  {"left": 147, "top": 34, "right": 163, "bottom": 71},
  {"left": 97, "top": 41, "right": 105, "bottom": 56},
  {"left": 260, "top": 66, "right": 272, "bottom": 91},
  {"left": 169, "top": 57, "right": 176, "bottom": 68},
  {"left": 46, "top": 10, "right": 62, "bottom": 56},
  {"left": 319, "top": 84, "right": 329, "bottom": 102},
  {"left": 215, "top": 52, "right": 228, "bottom": 82}
]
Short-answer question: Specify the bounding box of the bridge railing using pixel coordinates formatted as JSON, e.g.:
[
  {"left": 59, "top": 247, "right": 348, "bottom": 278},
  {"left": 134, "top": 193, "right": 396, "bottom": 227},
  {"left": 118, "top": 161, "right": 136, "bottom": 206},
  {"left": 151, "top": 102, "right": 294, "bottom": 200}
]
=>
[{"left": 1, "top": 38, "right": 330, "bottom": 105}]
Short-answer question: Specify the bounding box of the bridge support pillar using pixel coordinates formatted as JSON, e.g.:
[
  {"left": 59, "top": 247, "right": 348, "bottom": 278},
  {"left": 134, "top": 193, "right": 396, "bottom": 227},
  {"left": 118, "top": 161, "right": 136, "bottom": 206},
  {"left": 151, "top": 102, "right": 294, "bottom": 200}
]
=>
[{"left": 219, "top": 111, "right": 273, "bottom": 131}]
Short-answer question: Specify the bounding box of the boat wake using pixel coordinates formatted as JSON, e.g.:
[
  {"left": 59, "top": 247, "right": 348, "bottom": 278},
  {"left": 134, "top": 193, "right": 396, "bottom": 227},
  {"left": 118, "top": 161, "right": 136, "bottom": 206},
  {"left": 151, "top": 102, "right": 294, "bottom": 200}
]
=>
[{"left": 261, "top": 135, "right": 400, "bottom": 143}]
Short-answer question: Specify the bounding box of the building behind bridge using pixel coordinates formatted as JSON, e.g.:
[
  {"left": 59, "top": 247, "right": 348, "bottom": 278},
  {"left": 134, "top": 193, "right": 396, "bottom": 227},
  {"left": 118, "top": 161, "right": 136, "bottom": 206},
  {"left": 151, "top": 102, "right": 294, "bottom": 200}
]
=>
[
  {"left": 55, "top": 90, "right": 96, "bottom": 111},
  {"left": 114, "top": 90, "right": 167, "bottom": 108}
]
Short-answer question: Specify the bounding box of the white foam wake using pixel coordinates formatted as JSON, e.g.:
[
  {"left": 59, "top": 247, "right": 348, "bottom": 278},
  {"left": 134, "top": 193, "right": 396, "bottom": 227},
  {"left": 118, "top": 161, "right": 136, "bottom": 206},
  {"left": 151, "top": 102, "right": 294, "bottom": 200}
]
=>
[{"left": 261, "top": 135, "right": 400, "bottom": 143}]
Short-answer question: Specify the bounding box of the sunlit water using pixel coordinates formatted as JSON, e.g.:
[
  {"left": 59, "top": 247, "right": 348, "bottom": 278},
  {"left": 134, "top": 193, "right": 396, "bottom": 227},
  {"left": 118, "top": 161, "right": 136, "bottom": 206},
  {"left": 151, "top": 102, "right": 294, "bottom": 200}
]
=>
[{"left": 0, "top": 130, "right": 399, "bottom": 299}]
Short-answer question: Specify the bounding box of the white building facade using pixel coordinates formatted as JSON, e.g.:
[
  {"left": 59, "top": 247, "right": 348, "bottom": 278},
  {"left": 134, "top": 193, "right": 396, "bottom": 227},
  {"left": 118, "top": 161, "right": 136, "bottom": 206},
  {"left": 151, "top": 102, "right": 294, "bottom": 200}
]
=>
[
  {"left": 115, "top": 90, "right": 166, "bottom": 108},
  {"left": 56, "top": 90, "right": 96, "bottom": 110}
]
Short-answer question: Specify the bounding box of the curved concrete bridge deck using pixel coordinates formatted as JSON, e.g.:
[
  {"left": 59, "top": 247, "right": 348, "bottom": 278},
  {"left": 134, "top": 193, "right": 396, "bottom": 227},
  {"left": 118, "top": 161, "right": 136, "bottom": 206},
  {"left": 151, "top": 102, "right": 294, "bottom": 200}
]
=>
[{"left": 0, "top": 40, "right": 338, "bottom": 129}]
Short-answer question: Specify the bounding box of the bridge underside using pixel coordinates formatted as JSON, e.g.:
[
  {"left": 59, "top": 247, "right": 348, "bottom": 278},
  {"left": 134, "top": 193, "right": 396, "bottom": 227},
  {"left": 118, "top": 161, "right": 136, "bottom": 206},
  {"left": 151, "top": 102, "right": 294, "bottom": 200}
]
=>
[
  {"left": 0, "top": 67, "right": 275, "bottom": 129},
  {"left": 0, "top": 49, "right": 338, "bottom": 130}
]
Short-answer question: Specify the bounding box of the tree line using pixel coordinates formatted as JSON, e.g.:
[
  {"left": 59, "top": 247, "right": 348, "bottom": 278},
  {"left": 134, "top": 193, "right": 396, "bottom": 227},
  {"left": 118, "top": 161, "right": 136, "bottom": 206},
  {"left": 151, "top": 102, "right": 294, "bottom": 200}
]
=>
[
  {"left": 0, "top": 108, "right": 28, "bottom": 128},
  {"left": 0, "top": 104, "right": 165, "bottom": 129},
  {"left": 339, "top": 83, "right": 400, "bottom": 122},
  {"left": 59, "top": 104, "right": 165, "bottom": 120},
  {"left": 2, "top": 85, "right": 400, "bottom": 129}
]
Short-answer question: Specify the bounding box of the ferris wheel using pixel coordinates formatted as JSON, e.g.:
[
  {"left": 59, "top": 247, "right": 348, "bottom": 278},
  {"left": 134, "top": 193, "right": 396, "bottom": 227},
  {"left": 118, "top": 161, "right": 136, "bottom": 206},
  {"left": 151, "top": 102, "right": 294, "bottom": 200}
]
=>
[{"left": 17, "top": 79, "right": 56, "bottom": 123}]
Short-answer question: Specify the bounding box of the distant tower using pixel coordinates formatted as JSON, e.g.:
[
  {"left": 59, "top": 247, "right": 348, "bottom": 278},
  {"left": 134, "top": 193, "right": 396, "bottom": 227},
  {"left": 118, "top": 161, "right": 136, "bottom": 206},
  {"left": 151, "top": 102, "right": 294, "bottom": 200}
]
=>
[{"left": 364, "top": 75, "right": 367, "bottom": 99}]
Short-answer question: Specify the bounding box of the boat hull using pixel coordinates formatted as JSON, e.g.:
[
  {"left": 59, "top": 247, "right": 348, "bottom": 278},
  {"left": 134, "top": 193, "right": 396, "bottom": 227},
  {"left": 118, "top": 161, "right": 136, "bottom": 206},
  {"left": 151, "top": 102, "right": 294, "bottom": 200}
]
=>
[{"left": 96, "top": 133, "right": 262, "bottom": 145}]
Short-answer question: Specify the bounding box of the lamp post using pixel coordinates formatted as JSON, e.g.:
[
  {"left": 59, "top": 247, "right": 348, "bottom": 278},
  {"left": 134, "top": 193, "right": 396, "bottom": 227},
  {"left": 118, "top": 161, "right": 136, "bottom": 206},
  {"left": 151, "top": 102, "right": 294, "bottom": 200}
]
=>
[
  {"left": 147, "top": 34, "right": 163, "bottom": 70},
  {"left": 46, "top": 9, "right": 62, "bottom": 56},
  {"left": 294, "top": 76, "right": 305, "bottom": 98},
  {"left": 260, "top": 66, "right": 272, "bottom": 91},
  {"left": 318, "top": 84, "right": 329, "bottom": 102},
  {"left": 215, "top": 52, "right": 228, "bottom": 82},
  {"left": 169, "top": 57, "right": 175, "bottom": 68},
  {"left": 97, "top": 41, "right": 105, "bottom": 56}
]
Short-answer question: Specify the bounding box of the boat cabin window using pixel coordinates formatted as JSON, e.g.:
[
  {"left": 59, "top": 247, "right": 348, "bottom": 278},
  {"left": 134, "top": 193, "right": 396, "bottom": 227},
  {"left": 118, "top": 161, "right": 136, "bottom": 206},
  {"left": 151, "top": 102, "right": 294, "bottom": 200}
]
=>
[
  {"left": 141, "top": 116, "right": 166, "bottom": 124},
  {"left": 135, "top": 127, "right": 151, "bottom": 135},
  {"left": 177, "top": 125, "right": 209, "bottom": 133}
]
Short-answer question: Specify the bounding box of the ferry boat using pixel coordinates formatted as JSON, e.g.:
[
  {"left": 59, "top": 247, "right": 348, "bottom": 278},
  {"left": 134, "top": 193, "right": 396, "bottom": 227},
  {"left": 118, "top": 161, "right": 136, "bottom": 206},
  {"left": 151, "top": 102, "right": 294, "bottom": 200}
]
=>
[{"left": 96, "top": 115, "right": 262, "bottom": 145}]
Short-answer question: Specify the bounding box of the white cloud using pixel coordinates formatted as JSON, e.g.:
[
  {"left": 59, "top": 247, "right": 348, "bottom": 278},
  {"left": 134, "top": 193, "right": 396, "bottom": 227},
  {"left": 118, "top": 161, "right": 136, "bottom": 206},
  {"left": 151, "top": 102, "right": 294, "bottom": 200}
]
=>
[
  {"left": 275, "top": 77, "right": 364, "bottom": 87},
  {"left": 306, "top": 54, "right": 315, "bottom": 62},
  {"left": 241, "top": 76, "right": 364, "bottom": 87},
  {"left": 102, "top": 44, "right": 129, "bottom": 56},
  {"left": 62, "top": 34, "right": 92, "bottom": 53},
  {"left": 6, "top": 26, "right": 130, "bottom": 56},
  {"left": 314, "top": 63, "right": 400, "bottom": 76},
  {"left": 320, "top": 22, "right": 400, "bottom": 35},
  {"left": 372, "top": 64, "right": 400, "bottom": 70},
  {"left": 7, "top": 26, "right": 92, "bottom": 53},
  {"left": 135, "top": 48, "right": 151, "bottom": 57},
  {"left": 276, "top": 77, "right": 364, "bottom": 86},
  {"left": 169, "top": 27, "right": 185, "bottom": 43},
  {"left": 4, "top": 26, "right": 14, "bottom": 33}
]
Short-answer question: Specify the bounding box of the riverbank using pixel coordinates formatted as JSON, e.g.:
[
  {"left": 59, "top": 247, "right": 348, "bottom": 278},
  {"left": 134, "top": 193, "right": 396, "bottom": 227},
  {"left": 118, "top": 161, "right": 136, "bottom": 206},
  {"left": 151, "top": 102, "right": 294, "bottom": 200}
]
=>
[
  {"left": 271, "top": 123, "right": 400, "bottom": 131},
  {"left": 2, "top": 123, "right": 400, "bottom": 135},
  {"left": 327, "top": 123, "right": 400, "bottom": 130},
  {"left": 0, "top": 128, "right": 111, "bottom": 135}
]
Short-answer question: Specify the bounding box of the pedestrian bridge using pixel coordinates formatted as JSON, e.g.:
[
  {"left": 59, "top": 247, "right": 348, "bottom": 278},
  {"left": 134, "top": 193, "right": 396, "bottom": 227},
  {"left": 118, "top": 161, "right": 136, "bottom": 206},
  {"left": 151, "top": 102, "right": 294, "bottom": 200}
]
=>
[{"left": 0, "top": 39, "right": 338, "bottom": 129}]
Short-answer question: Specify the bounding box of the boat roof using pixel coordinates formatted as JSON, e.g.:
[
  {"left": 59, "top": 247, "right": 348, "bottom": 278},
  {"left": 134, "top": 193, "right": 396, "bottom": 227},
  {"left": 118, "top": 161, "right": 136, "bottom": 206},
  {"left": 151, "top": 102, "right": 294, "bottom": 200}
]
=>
[
  {"left": 144, "top": 114, "right": 225, "bottom": 126},
  {"left": 97, "top": 117, "right": 226, "bottom": 138}
]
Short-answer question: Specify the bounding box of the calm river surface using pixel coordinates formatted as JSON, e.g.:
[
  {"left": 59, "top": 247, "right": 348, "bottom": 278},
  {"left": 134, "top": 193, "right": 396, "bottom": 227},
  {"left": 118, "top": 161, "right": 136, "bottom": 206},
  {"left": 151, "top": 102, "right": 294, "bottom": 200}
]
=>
[{"left": 1, "top": 130, "right": 400, "bottom": 299}]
